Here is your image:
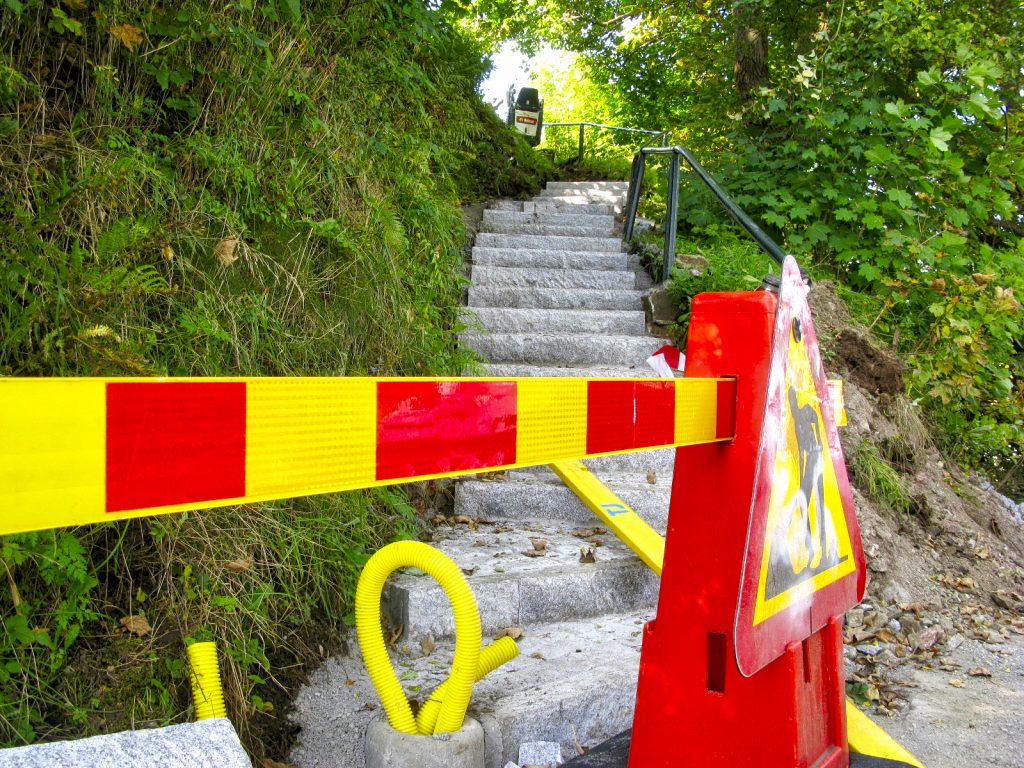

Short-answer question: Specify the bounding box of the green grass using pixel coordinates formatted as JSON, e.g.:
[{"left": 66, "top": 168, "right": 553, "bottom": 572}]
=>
[{"left": 0, "top": 0, "right": 551, "bottom": 756}]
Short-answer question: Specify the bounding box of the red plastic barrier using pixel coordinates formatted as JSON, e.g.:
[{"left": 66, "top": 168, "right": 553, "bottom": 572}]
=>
[{"left": 629, "top": 257, "right": 865, "bottom": 768}]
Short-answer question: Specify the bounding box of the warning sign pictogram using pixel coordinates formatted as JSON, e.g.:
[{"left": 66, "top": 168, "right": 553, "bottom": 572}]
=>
[{"left": 734, "top": 257, "right": 865, "bottom": 676}]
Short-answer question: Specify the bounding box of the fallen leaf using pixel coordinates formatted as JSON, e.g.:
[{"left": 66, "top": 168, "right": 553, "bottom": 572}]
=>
[
  {"left": 500, "top": 627, "right": 523, "bottom": 640},
  {"left": 120, "top": 615, "right": 151, "bottom": 636},
  {"left": 579, "top": 547, "right": 596, "bottom": 564},
  {"left": 454, "top": 515, "right": 473, "bottom": 525},
  {"left": 420, "top": 632, "right": 436, "bottom": 656},
  {"left": 461, "top": 566, "right": 479, "bottom": 576},
  {"left": 530, "top": 538, "right": 548, "bottom": 552},
  {"left": 989, "top": 518, "right": 1002, "bottom": 537},
  {"left": 214, "top": 236, "right": 239, "bottom": 266},
  {"left": 260, "top": 759, "right": 297, "bottom": 768},
  {"left": 529, "top": 651, "right": 546, "bottom": 660},
  {"left": 161, "top": 243, "right": 175, "bottom": 262},
  {"left": 521, "top": 550, "right": 545, "bottom": 558},
  {"left": 646, "top": 471, "right": 657, "bottom": 484},
  {"left": 948, "top": 678, "right": 966, "bottom": 688},
  {"left": 224, "top": 558, "right": 253, "bottom": 573},
  {"left": 110, "top": 23, "right": 144, "bottom": 51},
  {"left": 967, "top": 667, "right": 991, "bottom": 677}
]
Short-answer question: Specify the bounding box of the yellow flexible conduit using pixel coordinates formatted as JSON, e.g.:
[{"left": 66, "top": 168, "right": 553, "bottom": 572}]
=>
[{"left": 355, "top": 541, "right": 520, "bottom": 735}]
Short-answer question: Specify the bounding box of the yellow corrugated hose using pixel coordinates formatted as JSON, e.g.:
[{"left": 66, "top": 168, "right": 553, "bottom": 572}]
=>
[
  {"left": 355, "top": 541, "right": 519, "bottom": 735},
  {"left": 187, "top": 641, "right": 227, "bottom": 720}
]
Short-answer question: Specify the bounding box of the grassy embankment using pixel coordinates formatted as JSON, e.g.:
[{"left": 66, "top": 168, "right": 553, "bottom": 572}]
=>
[{"left": 0, "top": 0, "right": 550, "bottom": 757}]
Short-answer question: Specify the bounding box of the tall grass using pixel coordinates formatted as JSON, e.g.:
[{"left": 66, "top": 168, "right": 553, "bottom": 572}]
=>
[{"left": 0, "top": 0, "right": 550, "bottom": 755}]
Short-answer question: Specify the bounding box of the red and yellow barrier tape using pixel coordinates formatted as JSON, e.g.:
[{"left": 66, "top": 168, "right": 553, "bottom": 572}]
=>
[{"left": 0, "top": 376, "right": 735, "bottom": 535}]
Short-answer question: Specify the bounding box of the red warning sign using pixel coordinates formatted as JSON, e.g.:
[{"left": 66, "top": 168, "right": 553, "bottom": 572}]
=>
[{"left": 734, "top": 257, "right": 865, "bottom": 676}]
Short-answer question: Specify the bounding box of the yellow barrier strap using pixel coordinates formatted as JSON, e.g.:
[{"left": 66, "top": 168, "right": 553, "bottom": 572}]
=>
[
  {"left": 549, "top": 460, "right": 665, "bottom": 576},
  {"left": 846, "top": 700, "right": 926, "bottom": 767},
  {"left": 0, "top": 376, "right": 734, "bottom": 535}
]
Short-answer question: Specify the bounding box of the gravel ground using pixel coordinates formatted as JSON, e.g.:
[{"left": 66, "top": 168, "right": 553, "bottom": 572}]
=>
[{"left": 871, "top": 634, "right": 1024, "bottom": 768}]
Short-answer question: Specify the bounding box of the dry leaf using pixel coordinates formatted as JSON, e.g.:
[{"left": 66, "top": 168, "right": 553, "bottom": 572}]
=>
[
  {"left": 120, "top": 615, "right": 151, "bottom": 636},
  {"left": 500, "top": 627, "right": 523, "bottom": 640},
  {"left": 260, "top": 759, "right": 298, "bottom": 768},
  {"left": 949, "top": 678, "right": 966, "bottom": 688},
  {"left": 224, "top": 558, "right": 253, "bottom": 573},
  {"left": 646, "top": 471, "right": 657, "bottom": 484},
  {"left": 161, "top": 243, "right": 175, "bottom": 262},
  {"left": 420, "top": 632, "right": 436, "bottom": 656},
  {"left": 454, "top": 515, "right": 473, "bottom": 525},
  {"left": 967, "top": 667, "right": 992, "bottom": 677},
  {"left": 530, "top": 538, "right": 548, "bottom": 552},
  {"left": 579, "top": 547, "right": 597, "bottom": 564},
  {"left": 214, "top": 236, "right": 239, "bottom": 266},
  {"left": 529, "top": 651, "right": 546, "bottom": 660},
  {"left": 110, "top": 24, "right": 144, "bottom": 51},
  {"left": 521, "top": 549, "right": 545, "bottom": 558},
  {"left": 461, "top": 566, "right": 479, "bottom": 576}
]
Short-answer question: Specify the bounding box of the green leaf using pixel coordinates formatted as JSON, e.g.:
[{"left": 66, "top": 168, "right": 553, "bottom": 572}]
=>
[
  {"left": 280, "top": 0, "right": 301, "bottom": 22},
  {"left": 930, "top": 127, "right": 953, "bottom": 152},
  {"left": 886, "top": 189, "right": 914, "bottom": 209},
  {"left": 3, "top": 0, "right": 23, "bottom": 15},
  {"left": 862, "top": 214, "right": 885, "bottom": 230},
  {"left": 916, "top": 69, "right": 939, "bottom": 87}
]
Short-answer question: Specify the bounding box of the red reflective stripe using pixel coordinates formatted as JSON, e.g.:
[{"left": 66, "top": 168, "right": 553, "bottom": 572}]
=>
[
  {"left": 105, "top": 382, "right": 246, "bottom": 512},
  {"left": 375, "top": 381, "right": 517, "bottom": 481},
  {"left": 714, "top": 378, "right": 737, "bottom": 438},
  {"left": 586, "top": 380, "right": 675, "bottom": 454},
  {"left": 716, "top": 378, "right": 737, "bottom": 439},
  {"left": 634, "top": 381, "right": 675, "bottom": 448}
]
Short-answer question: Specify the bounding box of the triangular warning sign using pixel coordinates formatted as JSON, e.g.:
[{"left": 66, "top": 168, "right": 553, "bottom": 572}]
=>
[{"left": 734, "top": 257, "right": 865, "bottom": 677}]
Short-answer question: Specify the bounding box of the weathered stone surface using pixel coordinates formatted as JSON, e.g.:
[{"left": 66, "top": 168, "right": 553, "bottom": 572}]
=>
[
  {"left": 464, "top": 308, "right": 646, "bottom": 336},
  {"left": 641, "top": 283, "right": 679, "bottom": 338},
  {"left": 481, "top": 211, "right": 615, "bottom": 229},
  {"left": 481, "top": 222, "right": 614, "bottom": 238},
  {"left": 471, "top": 248, "right": 629, "bottom": 271},
  {"left": 474, "top": 234, "right": 624, "bottom": 253},
  {"left": 467, "top": 287, "right": 642, "bottom": 311},
  {"left": 459, "top": 333, "right": 661, "bottom": 366},
  {"left": 471, "top": 266, "right": 637, "bottom": 291},
  {"left": 478, "top": 363, "right": 658, "bottom": 378},
  {"left": 0, "top": 718, "right": 250, "bottom": 768}
]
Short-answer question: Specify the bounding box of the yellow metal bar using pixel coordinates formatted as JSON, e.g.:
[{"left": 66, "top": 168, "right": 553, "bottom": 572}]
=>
[{"left": 549, "top": 460, "right": 665, "bottom": 576}]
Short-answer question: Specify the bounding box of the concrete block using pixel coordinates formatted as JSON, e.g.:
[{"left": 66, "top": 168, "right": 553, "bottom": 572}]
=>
[
  {"left": 482, "top": 211, "right": 615, "bottom": 229},
  {"left": 478, "top": 363, "right": 659, "bottom": 378},
  {"left": 365, "top": 715, "right": 484, "bottom": 768},
  {"left": 481, "top": 223, "right": 614, "bottom": 238},
  {"left": 0, "top": 718, "right": 251, "bottom": 768},
  {"left": 466, "top": 287, "right": 643, "bottom": 311},
  {"left": 470, "top": 267, "right": 638, "bottom": 291}
]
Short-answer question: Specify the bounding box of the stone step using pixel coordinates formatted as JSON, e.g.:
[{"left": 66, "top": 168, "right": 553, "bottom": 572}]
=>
[
  {"left": 467, "top": 286, "right": 643, "bottom": 311},
  {"left": 460, "top": 332, "right": 662, "bottom": 366},
  {"left": 482, "top": 210, "right": 615, "bottom": 229},
  {"left": 471, "top": 266, "right": 638, "bottom": 291},
  {"left": 465, "top": 307, "right": 647, "bottom": 336},
  {"left": 475, "top": 233, "right": 624, "bottom": 252},
  {"left": 479, "top": 221, "right": 614, "bottom": 238},
  {"left": 288, "top": 613, "right": 649, "bottom": 768},
  {"left": 480, "top": 363, "right": 661, "bottom": 378},
  {"left": 545, "top": 181, "right": 630, "bottom": 191},
  {"left": 471, "top": 247, "right": 633, "bottom": 271},
  {"left": 488, "top": 200, "right": 616, "bottom": 215},
  {"left": 384, "top": 521, "right": 658, "bottom": 641},
  {"left": 455, "top": 473, "right": 671, "bottom": 531},
  {"left": 537, "top": 189, "right": 626, "bottom": 200}
]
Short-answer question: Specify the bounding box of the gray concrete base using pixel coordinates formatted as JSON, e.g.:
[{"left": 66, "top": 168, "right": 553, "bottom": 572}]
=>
[
  {"left": 0, "top": 718, "right": 250, "bottom": 768},
  {"left": 365, "top": 716, "right": 484, "bottom": 768}
]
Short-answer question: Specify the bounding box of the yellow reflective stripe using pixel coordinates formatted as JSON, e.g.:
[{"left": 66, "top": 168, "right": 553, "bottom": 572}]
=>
[
  {"left": 516, "top": 378, "right": 587, "bottom": 467},
  {"left": 550, "top": 460, "right": 665, "bottom": 576},
  {"left": 675, "top": 377, "right": 719, "bottom": 445},
  {"left": 246, "top": 378, "right": 377, "bottom": 498},
  {"left": 0, "top": 379, "right": 106, "bottom": 531}
]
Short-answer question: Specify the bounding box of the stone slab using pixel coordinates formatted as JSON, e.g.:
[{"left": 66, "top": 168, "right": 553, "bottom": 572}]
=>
[
  {"left": 0, "top": 718, "right": 251, "bottom": 768},
  {"left": 463, "top": 308, "right": 646, "bottom": 336},
  {"left": 471, "top": 249, "right": 631, "bottom": 271},
  {"left": 474, "top": 234, "right": 624, "bottom": 253},
  {"left": 470, "top": 267, "right": 637, "bottom": 291},
  {"left": 459, "top": 333, "right": 661, "bottom": 366},
  {"left": 467, "top": 287, "right": 643, "bottom": 311}
]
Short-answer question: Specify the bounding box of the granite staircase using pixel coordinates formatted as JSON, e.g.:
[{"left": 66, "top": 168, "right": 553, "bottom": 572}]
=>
[{"left": 290, "top": 181, "right": 673, "bottom": 768}]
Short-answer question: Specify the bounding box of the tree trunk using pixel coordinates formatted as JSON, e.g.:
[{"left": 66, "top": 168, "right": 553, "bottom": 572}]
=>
[{"left": 734, "top": 5, "right": 768, "bottom": 104}]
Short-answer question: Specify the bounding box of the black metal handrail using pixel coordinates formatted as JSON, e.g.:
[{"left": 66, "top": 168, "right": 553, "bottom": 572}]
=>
[
  {"left": 542, "top": 122, "right": 668, "bottom": 163},
  {"left": 624, "top": 146, "right": 788, "bottom": 283}
]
